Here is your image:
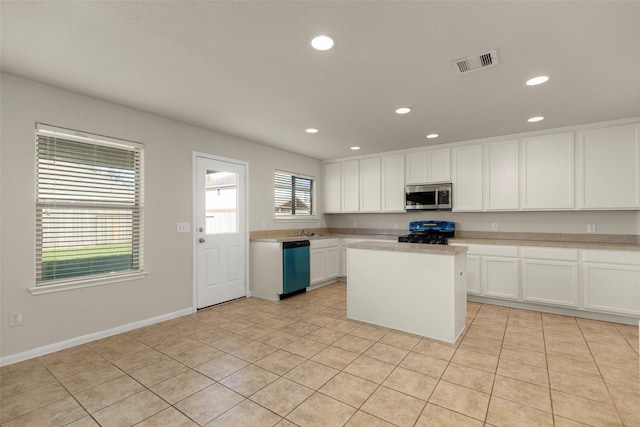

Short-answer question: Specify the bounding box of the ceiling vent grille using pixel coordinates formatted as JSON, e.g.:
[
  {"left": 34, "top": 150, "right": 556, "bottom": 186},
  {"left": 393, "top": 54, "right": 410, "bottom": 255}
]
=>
[{"left": 451, "top": 50, "right": 499, "bottom": 75}]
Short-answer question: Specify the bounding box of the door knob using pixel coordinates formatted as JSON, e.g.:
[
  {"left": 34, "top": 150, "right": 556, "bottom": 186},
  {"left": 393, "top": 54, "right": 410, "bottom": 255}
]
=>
[{"left": 199, "top": 238, "right": 205, "bottom": 243}]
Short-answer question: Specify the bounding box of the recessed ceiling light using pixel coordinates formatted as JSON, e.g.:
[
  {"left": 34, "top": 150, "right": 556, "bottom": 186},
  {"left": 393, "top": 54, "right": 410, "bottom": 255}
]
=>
[
  {"left": 526, "top": 76, "right": 549, "bottom": 86},
  {"left": 305, "top": 128, "right": 318, "bottom": 134},
  {"left": 350, "top": 146, "right": 361, "bottom": 151},
  {"left": 311, "top": 35, "right": 334, "bottom": 51},
  {"left": 395, "top": 107, "right": 411, "bottom": 115},
  {"left": 426, "top": 134, "right": 439, "bottom": 139},
  {"left": 528, "top": 116, "right": 544, "bottom": 122}
]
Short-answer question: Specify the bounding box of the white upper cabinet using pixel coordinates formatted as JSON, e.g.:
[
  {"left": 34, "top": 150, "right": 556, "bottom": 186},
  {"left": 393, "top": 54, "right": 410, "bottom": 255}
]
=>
[
  {"left": 452, "top": 145, "right": 483, "bottom": 211},
  {"left": 484, "top": 140, "right": 519, "bottom": 210},
  {"left": 429, "top": 148, "right": 452, "bottom": 183},
  {"left": 522, "top": 133, "right": 575, "bottom": 210},
  {"left": 381, "top": 154, "right": 405, "bottom": 212},
  {"left": 341, "top": 159, "right": 360, "bottom": 212},
  {"left": 359, "top": 157, "right": 382, "bottom": 212},
  {"left": 324, "top": 162, "right": 342, "bottom": 213},
  {"left": 577, "top": 124, "right": 640, "bottom": 209},
  {"left": 323, "top": 120, "right": 640, "bottom": 214},
  {"left": 405, "top": 151, "right": 428, "bottom": 184},
  {"left": 405, "top": 148, "right": 451, "bottom": 184},
  {"left": 323, "top": 154, "right": 405, "bottom": 214}
]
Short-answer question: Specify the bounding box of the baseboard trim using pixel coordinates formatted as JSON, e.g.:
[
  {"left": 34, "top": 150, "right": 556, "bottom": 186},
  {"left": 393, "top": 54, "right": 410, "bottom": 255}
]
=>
[
  {"left": 308, "top": 278, "right": 343, "bottom": 292},
  {"left": 0, "top": 307, "right": 195, "bottom": 367},
  {"left": 467, "top": 295, "right": 640, "bottom": 326}
]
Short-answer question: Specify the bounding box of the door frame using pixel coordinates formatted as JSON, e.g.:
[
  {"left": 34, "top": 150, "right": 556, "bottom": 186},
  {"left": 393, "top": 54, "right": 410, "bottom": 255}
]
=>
[{"left": 192, "top": 151, "right": 250, "bottom": 310}]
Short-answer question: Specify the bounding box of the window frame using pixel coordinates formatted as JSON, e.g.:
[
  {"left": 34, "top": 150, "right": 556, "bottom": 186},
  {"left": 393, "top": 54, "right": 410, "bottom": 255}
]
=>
[
  {"left": 274, "top": 169, "right": 317, "bottom": 221},
  {"left": 30, "top": 124, "right": 147, "bottom": 295}
]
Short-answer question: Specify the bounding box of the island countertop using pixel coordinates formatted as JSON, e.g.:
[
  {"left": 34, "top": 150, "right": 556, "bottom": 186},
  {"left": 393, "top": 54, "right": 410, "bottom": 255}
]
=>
[{"left": 347, "top": 240, "right": 468, "bottom": 255}]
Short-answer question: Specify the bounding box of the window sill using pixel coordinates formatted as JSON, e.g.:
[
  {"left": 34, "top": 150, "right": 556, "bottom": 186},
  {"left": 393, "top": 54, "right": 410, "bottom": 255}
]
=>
[{"left": 29, "top": 271, "right": 149, "bottom": 295}]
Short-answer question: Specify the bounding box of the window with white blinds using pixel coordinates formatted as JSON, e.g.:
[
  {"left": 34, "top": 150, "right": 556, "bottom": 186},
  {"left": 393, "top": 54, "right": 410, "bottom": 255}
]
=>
[
  {"left": 35, "top": 124, "right": 144, "bottom": 286},
  {"left": 274, "top": 170, "right": 314, "bottom": 217}
]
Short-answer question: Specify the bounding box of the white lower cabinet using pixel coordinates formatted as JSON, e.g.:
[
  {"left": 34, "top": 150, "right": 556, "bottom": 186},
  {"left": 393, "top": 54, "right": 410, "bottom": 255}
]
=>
[
  {"left": 310, "top": 239, "right": 340, "bottom": 285},
  {"left": 459, "top": 244, "right": 519, "bottom": 300},
  {"left": 325, "top": 247, "right": 340, "bottom": 279},
  {"left": 339, "top": 238, "right": 365, "bottom": 277},
  {"left": 484, "top": 257, "right": 519, "bottom": 300},
  {"left": 455, "top": 243, "right": 640, "bottom": 319},
  {"left": 582, "top": 250, "right": 640, "bottom": 316},
  {"left": 583, "top": 264, "right": 640, "bottom": 316},
  {"left": 521, "top": 247, "right": 579, "bottom": 307},
  {"left": 310, "top": 248, "right": 325, "bottom": 284},
  {"left": 522, "top": 261, "right": 579, "bottom": 307},
  {"left": 465, "top": 255, "right": 481, "bottom": 295}
]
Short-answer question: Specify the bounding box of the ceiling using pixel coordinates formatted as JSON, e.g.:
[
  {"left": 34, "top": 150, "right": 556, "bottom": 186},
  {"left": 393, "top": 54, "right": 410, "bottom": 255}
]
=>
[{"left": 2, "top": 1, "right": 640, "bottom": 160}]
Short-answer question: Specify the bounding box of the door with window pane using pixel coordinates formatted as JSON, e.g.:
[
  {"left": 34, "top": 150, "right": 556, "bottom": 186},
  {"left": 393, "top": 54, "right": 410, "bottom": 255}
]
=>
[{"left": 196, "top": 156, "right": 246, "bottom": 308}]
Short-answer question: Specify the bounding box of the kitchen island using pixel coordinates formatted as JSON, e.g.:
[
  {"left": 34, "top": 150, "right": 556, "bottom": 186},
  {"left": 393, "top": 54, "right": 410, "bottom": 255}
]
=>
[{"left": 347, "top": 241, "right": 468, "bottom": 344}]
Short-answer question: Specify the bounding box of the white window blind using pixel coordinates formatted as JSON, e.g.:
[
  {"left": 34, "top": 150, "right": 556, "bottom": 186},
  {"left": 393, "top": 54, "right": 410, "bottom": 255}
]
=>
[
  {"left": 274, "top": 170, "right": 314, "bottom": 217},
  {"left": 35, "top": 124, "right": 144, "bottom": 285}
]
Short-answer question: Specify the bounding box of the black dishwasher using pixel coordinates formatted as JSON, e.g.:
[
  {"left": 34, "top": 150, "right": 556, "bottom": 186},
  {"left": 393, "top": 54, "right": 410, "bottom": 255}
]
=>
[{"left": 282, "top": 240, "right": 310, "bottom": 299}]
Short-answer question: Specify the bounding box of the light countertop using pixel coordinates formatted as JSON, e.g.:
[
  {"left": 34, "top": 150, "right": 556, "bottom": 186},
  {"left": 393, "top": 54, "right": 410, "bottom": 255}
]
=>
[
  {"left": 348, "top": 240, "right": 467, "bottom": 255},
  {"left": 250, "top": 234, "right": 398, "bottom": 243},
  {"left": 449, "top": 237, "right": 640, "bottom": 251},
  {"left": 251, "top": 232, "right": 640, "bottom": 251}
]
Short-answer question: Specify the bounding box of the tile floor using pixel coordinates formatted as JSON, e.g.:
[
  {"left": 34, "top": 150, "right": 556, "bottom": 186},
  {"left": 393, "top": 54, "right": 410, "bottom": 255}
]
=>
[{"left": 1, "top": 282, "right": 639, "bottom": 426}]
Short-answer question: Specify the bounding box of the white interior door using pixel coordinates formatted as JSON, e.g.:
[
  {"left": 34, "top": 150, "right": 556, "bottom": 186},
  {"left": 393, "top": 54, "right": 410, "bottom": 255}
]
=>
[{"left": 195, "top": 155, "right": 247, "bottom": 308}]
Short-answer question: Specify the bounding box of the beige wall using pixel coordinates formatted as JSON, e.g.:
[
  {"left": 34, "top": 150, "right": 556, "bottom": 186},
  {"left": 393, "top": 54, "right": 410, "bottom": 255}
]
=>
[{"left": 0, "top": 74, "right": 323, "bottom": 358}]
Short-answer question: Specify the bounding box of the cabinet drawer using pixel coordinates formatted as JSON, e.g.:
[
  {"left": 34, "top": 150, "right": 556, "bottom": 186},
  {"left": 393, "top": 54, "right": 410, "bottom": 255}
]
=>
[
  {"left": 583, "top": 250, "right": 640, "bottom": 265},
  {"left": 521, "top": 247, "right": 579, "bottom": 262},
  {"left": 310, "top": 238, "right": 340, "bottom": 249},
  {"left": 466, "top": 244, "right": 519, "bottom": 258}
]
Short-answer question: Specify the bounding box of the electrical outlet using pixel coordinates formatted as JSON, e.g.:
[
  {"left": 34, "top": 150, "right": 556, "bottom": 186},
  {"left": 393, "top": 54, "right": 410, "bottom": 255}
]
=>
[
  {"left": 492, "top": 223, "right": 499, "bottom": 231},
  {"left": 587, "top": 223, "right": 597, "bottom": 233},
  {"left": 261, "top": 222, "right": 266, "bottom": 230},
  {"left": 9, "top": 311, "right": 22, "bottom": 327},
  {"left": 177, "top": 222, "right": 190, "bottom": 233},
  {"left": 393, "top": 221, "right": 399, "bottom": 229},
  {"left": 352, "top": 221, "right": 358, "bottom": 228}
]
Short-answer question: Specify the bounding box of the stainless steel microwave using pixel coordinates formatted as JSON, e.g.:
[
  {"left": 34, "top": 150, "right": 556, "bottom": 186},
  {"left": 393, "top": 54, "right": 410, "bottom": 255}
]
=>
[{"left": 405, "top": 183, "right": 452, "bottom": 211}]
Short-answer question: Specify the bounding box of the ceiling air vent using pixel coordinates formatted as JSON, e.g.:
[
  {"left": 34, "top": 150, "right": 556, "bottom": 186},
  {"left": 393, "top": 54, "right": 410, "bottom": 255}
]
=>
[{"left": 451, "top": 50, "right": 499, "bottom": 75}]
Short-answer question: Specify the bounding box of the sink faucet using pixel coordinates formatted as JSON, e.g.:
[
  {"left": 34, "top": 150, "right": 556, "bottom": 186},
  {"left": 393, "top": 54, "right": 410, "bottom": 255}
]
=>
[{"left": 299, "top": 229, "right": 305, "bottom": 236}]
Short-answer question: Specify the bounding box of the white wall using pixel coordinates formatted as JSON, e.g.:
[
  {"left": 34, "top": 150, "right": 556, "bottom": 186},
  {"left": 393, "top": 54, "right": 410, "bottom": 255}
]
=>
[
  {"left": 0, "top": 74, "right": 323, "bottom": 359},
  {"left": 326, "top": 210, "right": 640, "bottom": 235}
]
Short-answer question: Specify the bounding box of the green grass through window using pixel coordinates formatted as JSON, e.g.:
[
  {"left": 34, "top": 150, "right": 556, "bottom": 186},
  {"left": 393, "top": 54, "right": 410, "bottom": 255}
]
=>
[{"left": 41, "top": 243, "right": 134, "bottom": 282}]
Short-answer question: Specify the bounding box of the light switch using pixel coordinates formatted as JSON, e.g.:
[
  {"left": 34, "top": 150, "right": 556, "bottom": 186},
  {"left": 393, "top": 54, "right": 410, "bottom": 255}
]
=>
[{"left": 177, "top": 222, "right": 191, "bottom": 233}]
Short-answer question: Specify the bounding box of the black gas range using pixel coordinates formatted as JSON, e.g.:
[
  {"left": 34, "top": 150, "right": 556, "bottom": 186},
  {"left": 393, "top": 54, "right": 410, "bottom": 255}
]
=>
[{"left": 398, "top": 220, "right": 455, "bottom": 245}]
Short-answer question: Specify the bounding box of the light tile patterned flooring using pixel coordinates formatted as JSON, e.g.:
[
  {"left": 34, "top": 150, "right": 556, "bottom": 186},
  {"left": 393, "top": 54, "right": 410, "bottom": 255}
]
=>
[{"left": 1, "top": 282, "right": 639, "bottom": 426}]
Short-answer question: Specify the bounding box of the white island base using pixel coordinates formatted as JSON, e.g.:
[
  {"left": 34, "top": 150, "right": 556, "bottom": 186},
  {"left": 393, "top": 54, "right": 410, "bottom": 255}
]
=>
[{"left": 347, "top": 242, "right": 467, "bottom": 344}]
